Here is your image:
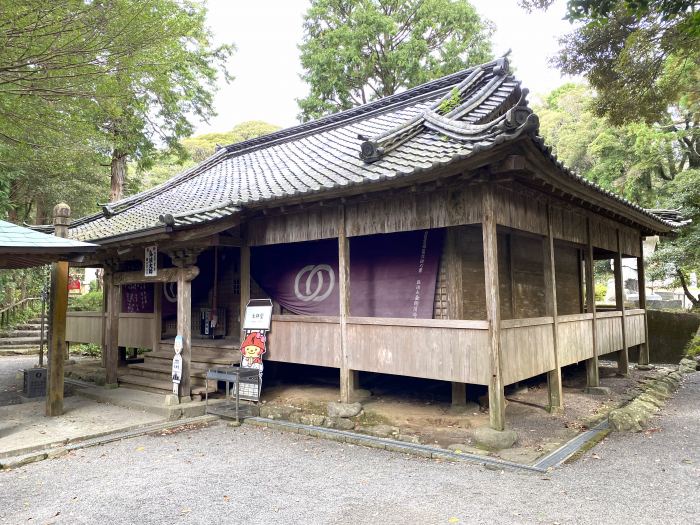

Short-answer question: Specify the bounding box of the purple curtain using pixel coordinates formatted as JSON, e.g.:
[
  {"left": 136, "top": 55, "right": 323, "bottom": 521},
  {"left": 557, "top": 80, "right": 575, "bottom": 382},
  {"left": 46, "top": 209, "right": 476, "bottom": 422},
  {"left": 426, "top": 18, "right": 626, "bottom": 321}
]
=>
[{"left": 251, "top": 229, "right": 443, "bottom": 318}]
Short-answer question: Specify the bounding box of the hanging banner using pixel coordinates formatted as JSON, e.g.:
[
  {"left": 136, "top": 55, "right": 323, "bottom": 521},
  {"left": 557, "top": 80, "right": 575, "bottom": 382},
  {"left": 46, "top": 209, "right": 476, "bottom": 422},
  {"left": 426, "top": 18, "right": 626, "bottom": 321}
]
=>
[
  {"left": 251, "top": 229, "right": 443, "bottom": 318},
  {"left": 144, "top": 245, "right": 158, "bottom": 277}
]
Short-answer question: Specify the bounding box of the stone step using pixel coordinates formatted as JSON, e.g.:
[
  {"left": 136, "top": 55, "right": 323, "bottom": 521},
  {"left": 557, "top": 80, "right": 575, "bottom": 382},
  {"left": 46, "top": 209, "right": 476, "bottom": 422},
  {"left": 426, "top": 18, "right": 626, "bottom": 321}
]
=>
[
  {"left": 140, "top": 358, "right": 228, "bottom": 374},
  {"left": 14, "top": 324, "right": 43, "bottom": 331},
  {"left": 2, "top": 329, "right": 42, "bottom": 338},
  {"left": 125, "top": 363, "right": 212, "bottom": 383},
  {"left": 0, "top": 336, "right": 42, "bottom": 346},
  {"left": 0, "top": 347, "right": 39, "bottom": 356},
  {"left": 118, "top": 373, "right": 216, "bottom": 395},
  {"left": 146, "top": 350, "right": 239, "bottom": 366}
]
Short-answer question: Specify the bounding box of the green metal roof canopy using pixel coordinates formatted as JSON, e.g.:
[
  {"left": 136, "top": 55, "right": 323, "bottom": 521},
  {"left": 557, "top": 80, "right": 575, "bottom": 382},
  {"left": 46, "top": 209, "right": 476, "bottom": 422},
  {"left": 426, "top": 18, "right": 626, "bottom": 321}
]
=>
[{"left": 0, "top": 220, "right": 97, "bottom": 269}]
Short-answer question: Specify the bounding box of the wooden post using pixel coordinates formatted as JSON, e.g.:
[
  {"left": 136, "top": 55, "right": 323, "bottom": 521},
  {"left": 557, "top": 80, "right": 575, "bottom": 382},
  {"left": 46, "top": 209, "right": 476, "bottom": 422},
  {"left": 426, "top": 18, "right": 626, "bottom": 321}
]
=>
[
  {"left": 543, "top": 206, "right": 563, "bottom": 411},
  {"left": 240, "top": 236, "right": 250, "bottom": 342},
  {"left": 100, "top": 272, "right": 108, "bottom": 368},
  {"left": 152, "top": 282, "right": 162, "bottom": 352},
  {"left": 338, "top": 205, "right": 357, "bottom": 402},
  {"left": 46, "top": 203, "right": 70, "bottom": 416},
  {"left": 637, "top": 236, "right": 650, "bottom": 366},
  {"left": 445, "top": 228, "right": 466, "bottom": 406},
  {"left": 585, "top": 219, "right": 599, "bottom": 388},
  {"left": 482, "top": 187, "right": 505, "bottom": 431},
  {"left": 105, "top": 273, "right": 120, "bottom": 386},
  {"left": 614, "top": 230, "right": 629, "bottom": 375},
  {"left": 177, "top": 268, "right": 192, "bottom": 400}
]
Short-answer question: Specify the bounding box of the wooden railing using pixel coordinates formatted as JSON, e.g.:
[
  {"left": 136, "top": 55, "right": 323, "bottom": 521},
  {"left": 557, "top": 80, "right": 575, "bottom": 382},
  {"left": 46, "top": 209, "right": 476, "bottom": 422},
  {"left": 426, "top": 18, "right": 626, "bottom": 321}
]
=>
[{"left": 0, "top": 296, "right": 41, "bottom": 328}]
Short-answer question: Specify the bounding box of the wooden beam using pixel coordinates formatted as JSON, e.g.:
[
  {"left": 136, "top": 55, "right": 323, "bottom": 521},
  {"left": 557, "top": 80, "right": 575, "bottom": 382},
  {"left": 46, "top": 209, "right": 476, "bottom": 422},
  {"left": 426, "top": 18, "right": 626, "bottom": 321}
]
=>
[
  {"left": 105, "top": 272, "right": 120, "bottom": 386},
  {"left": 585, "top": 218, "right": 600, "bottom": 387},
  {"left": 46, "top": 261, "right": 68, "bottom": 416},
  {"left": 482, "top": 186, "right": 506, "bottom": 431},
  {"left": 112, "top": 266, "right": 199, "bottom": 285},
  {"left": 637, "top": 236, "right": 650, "bottom": 366},
  {"left": 176, "top": 268, "right": 192, "bottom": 400},
  {"left": 338, "top": 204, "right": 358, "bottom": 402},
  {"left": 240, "top": 230, "right": 250, "bottom": 342},
  {"left": 152, "top": 282, "right": 162, "bottom": 351},
  {"left": 445, "top": 228, "right": 467, "bottom": 406},
  {"left": 543, "top": 205, "right": 563, "bottom": 410},
  {"left": 614, "top": 230, "right": 629, "bottom": 375}
]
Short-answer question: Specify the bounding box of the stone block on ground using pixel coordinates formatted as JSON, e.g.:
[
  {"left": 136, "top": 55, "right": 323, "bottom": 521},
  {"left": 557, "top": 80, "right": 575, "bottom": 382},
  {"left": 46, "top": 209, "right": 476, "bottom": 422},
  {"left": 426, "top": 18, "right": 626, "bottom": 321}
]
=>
[
  {"left": 324, "top": 417, "right": 355, "bottom": 430},
  {"left": 327, "top": 401, "right": 362, "bottom": 418},
  {"left": 472, "top": 426, "right": 518, "bottom": 451},
  {"left": 496, "top": 447, "right": 542, "bottom": 464},
  {"left": 300, "top": 414, "right": 326, "bottom": 427},
  {"left": 584, "top": 386, "right": 611, "bottom": 396},
  {"left": 260, "top": 405, "right": 300, "bottom": 420},
  {"left": 164, "top": 394, "right": 179, "bottom": 406},
  {"left": 679, "top": 358, "right": 698, "bottom": 374},
  {"left": 363, "top": 424, "right": 399, "bottom": 439}
]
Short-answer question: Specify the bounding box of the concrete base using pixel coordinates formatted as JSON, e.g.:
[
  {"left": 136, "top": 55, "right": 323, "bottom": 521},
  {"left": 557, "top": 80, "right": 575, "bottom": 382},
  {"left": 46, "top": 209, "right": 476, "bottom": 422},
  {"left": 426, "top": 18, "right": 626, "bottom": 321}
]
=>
[{"left": 584, "top": 386, "right": 612, "bottom": 396}]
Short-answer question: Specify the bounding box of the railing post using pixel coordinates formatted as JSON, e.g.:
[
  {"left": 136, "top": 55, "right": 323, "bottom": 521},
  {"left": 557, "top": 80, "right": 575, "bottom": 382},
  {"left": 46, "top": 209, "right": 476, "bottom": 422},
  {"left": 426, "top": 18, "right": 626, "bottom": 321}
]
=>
[
  {"left": 338, "top": 204, "right": 358, "bottom": 403},
  {"left": 614, "top": 230, "right": 629, "bottom": 375},
  {"left": 482, "top": 186, "right": 505, "bottom": 431},
  {"left": 46, "top": 203, "right": 70, "bottom": 417},
  {"left": 584, "top": 218, "right": 600, "bottom": 389},
  {"left": 637, "top": 236, "right": 651, "bottom": 367}
]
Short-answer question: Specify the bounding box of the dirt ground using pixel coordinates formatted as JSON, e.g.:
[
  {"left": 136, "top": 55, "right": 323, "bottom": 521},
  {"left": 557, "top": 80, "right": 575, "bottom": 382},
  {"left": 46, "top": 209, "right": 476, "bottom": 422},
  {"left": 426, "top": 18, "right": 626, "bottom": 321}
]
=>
[{"left": 257, "top": 360, "right": 672, "bottom": 464}]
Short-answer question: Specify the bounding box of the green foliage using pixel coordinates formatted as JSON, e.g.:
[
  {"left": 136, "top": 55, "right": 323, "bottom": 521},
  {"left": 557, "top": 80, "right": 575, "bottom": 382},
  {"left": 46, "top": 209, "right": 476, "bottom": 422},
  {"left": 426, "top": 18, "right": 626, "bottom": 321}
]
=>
[
  {"left": 69, "top": 291, "right": 104, "bottom": 312},
  {"left": 71, "top": 343, "right": 102, "bottom": 358},
  {"left": 595, "top": 283, "right": 608, "bottom": 303},
  {"left": 0, "top": 0, "right": 233, "bottom": 221},
  {"left": 438, "top": 88, "right": 462, "bottom": 115},
  {"left": 297, "top": 0, "right": 494, "bottom": 120},
  {"left": 684, "top": 336, "right": 700, "bottom": 358}
]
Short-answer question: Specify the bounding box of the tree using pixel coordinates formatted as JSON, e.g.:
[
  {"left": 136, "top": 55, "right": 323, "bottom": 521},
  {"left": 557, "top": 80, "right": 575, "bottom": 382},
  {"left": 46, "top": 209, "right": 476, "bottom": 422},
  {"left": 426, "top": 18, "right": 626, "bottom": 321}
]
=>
[
  {"left": 297, "top": 0, "right": 494, "bottom": 120},
  {"left": 520, "top": 1, "right": 700, "bottom": 125},
  {"left": 0, "top": 0, "right": 233, "bottom": 217}
]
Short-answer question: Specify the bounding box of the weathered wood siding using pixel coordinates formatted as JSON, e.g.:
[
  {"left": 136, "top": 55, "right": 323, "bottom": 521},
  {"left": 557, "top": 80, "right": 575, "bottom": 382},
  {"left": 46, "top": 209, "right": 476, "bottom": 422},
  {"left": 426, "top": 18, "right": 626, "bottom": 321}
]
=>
[
  {"left": 500, "top": 317, "right": 555, "bottom": 384},
  {"left": 625, "top": 309, "right": 647, "bottom": 347},
  {"left": 595, "top": 311, "right": 624, "bottom": 356},
  {"left": 555, "top": 243, "right": 583, "bottom": 315},
  {"left": 66, "top": 311, "right": 103, "bottom": 345},
  {"left": 118, "top": 313, "right": 155, "bottom": 349},
  {"left": 557, "top": 313, "right": 595, "bottom": 366},
  {"left": 347, "top": 317, "right": 491, "bottom": 385},
  {"left": 267, "top": 315, "right": 341, "bottom": 367}
]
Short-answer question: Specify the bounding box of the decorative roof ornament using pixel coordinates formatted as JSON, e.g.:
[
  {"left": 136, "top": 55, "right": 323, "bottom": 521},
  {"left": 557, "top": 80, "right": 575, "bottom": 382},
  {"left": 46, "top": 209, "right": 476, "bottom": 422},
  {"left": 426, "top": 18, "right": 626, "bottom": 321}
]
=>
[{"left": 358, "top": 56, "right": 539, "bottom": 163}]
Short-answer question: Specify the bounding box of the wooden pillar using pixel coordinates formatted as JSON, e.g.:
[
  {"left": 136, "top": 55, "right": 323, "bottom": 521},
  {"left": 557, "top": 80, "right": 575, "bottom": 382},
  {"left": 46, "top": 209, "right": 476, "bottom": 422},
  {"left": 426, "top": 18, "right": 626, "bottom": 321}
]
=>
[
  {"left": 585, "top": 219, "right": 599, "bottom": 387},
  {"left": 637, "top": 236, "right": 650, "bottom": 366},
  {"left": 482, "top": 187, "right": 505, "bottom": 431},
  {"left": 105, "top": 273, "right": 120, "bottom": 386},
  {"left": 152, "top": 282, "right": 162, "bottom": 352},
  {"left": 177, "top": 268, "right": 192, "bottom": 399},
  {"left": 46, "top": 203, "right": 70, "bottom": 416},
  {"left": 445, "top": 228, "right": 466, "bottom": 406},
  {"left": 100, "top": 272, "right": 108, "bottom": 368},
  {"left": 543, "top": 205, "right": 563, "bottom": 410},
  {"left": 240, "top": 235, "right": 250, "bottom": 342},
  {"left": 338, "top": 205, "right": 358, "bottom": 402},
  {"left": 614, "top": 230, "right": 629, "bottom": 375}
]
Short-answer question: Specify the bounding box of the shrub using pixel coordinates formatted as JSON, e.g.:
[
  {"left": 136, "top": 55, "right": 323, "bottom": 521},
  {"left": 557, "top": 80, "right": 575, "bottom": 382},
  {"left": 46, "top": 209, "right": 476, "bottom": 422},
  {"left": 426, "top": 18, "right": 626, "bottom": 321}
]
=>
[
  {"left": 685, "top": 336, "right": 700, "bottom": 358},
  {"left": 595, "top": 283, "right": 607, "bottom": 302},
  {"left": 71, "top": 343, "right": 101, "bottom": 357},
  {"left": 69, "top": 290, "right": 103, "bottom": 312}
]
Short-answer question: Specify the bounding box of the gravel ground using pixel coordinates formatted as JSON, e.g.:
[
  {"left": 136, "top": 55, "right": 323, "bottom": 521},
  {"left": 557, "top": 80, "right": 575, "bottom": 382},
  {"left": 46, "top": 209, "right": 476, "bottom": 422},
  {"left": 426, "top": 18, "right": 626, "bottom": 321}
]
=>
[{"left": 1, "top": 373, "right": 698, "bottom": 525}]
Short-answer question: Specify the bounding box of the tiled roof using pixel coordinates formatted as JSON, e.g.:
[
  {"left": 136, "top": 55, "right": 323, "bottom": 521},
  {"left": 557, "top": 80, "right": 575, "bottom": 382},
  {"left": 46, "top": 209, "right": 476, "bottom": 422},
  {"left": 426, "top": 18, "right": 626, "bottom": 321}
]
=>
[
  {"left": 43, "top": 57, "right": 675, "bottom": 243},
  {"left": 0, "top": 220, "right": 96, "bottom": 268}
]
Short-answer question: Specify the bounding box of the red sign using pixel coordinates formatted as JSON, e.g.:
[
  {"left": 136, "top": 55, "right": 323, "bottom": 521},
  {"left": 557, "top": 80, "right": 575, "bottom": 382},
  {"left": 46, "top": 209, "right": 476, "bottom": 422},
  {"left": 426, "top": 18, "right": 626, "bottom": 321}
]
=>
[{"left": 68, "top": 278, "right": 82, "bottom": 291}]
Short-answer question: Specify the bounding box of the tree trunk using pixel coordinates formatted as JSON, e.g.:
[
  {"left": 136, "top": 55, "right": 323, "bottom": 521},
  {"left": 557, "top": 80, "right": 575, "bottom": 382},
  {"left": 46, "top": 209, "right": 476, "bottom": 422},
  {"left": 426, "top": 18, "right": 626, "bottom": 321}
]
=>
[
  {"left": 677, "top": 268, "right": 700, "bottom": 309},
  {"left": 109, "top": 150, "right": 127, "bottom": 202}
]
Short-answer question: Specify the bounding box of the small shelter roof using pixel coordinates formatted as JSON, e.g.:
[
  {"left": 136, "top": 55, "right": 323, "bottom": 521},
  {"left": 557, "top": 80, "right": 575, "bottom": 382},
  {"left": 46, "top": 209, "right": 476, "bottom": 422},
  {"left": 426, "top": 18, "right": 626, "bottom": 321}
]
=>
[
  {"left": 0, "top": 220, "right": 97, "bottom": 268},
  {"left": 36, "top": 57, "right": 677, "bottom": 244}
]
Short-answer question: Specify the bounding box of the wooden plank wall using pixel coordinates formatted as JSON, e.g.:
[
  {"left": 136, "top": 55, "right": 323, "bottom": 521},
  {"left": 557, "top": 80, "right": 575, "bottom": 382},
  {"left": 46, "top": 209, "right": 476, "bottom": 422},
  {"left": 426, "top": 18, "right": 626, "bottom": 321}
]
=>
[
  {"left": 625, "top": 309, "right": 647, "bottom": 347},
  {"left": 595, "top": 311, "right": 624, "bottom": 356},
  {"left": 557, "top": 313, "right": 595, "bottom": 366},
  {"left": 267, "top": 315, "right": 341, "bottom": 368},
  {"left": 66, "top": 312, "right": 103, "bottom": 345},
  {"left": 500, "top": 318, "right": 555, "bottom": 384},
  {"left": 118, "top": 313, "right": 155, "bottom": 349},
  {"left": 346, "top": 317, "right": 491, "bottom": 385}
]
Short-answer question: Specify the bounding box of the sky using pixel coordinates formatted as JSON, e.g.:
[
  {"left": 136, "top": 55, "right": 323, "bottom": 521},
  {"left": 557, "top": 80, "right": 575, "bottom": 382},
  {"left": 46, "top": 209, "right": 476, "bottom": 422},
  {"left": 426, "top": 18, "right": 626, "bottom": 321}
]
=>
[{"left": 195, "top": 0, "right": 580, "bottom": 135}]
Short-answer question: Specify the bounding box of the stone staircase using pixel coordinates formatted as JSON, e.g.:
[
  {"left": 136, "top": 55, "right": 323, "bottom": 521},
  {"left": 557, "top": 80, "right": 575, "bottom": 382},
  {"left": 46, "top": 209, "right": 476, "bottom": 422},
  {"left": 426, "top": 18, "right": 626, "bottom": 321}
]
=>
[
  {"left": 0, "top": 317, "right": 46, "bottom": 356},
  {"left": 118, "top": 339, "right": 240, "bottom": 397}
]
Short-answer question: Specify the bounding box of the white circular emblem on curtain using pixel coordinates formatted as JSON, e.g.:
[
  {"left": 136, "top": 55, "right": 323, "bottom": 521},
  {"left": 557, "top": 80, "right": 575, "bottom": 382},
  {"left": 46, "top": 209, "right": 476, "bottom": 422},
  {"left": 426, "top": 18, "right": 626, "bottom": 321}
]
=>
[{"left": 294, "top": 264, "right": 335, "bottom": 302}]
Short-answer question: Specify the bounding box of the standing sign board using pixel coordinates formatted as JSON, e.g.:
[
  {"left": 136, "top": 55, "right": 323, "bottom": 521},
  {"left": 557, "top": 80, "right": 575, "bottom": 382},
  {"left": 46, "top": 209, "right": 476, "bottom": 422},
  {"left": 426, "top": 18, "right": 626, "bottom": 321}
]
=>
[
  {"left": 145, "top": 245, "right": 158, "bottom": 277},
  {"left": 172, "top": 335, "right": 183, "bottom": 395},
  {"left": 239, "top": 299, "right": 273, "bottom": 401}
]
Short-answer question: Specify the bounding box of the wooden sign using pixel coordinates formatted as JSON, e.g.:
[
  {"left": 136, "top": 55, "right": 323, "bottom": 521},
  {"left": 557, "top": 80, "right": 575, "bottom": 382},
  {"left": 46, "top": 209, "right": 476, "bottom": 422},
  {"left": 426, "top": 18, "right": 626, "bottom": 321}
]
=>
[
  {"left": 145, "top": 245, "right": 158, "bottom": 277},
  {"left": 172, "top": 335, "right": 183, "bottom": 395},
  {"left": 121, "top": 283, "right": 154, "bottom": 314},
  {"left": 243, "top": 300, "right": 273, "bottom": 331}
]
